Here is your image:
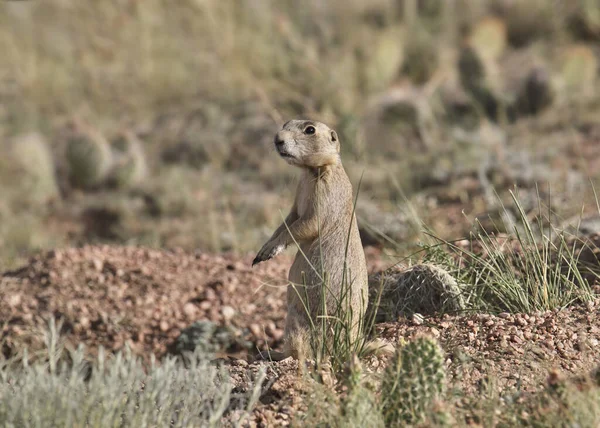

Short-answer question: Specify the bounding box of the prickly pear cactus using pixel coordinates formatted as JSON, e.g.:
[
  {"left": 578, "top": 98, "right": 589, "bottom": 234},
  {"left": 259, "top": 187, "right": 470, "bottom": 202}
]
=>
[
  {"left": 66, "top": 128, "right": 113, "bottom": 189},
  {"left": 108, "top": 131, "right": 148, "bottom": 189},
  {"left": 381, "top": 335, "right": 446, "bottom": 426},
  {"left": 560, "top": 44, "right": 598, "bottom": 93},
  {"left": 469, "top": 16, "right": 507, "bottom": 61},
  {"left": 11, "top": 132, "right": 59, "bottom": 205},
  {"left": 370, "top": 263, "right": 465, "bottom": 322}
]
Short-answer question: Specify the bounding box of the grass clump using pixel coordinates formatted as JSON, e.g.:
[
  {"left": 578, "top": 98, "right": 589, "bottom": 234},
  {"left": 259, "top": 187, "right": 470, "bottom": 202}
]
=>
[
  {"left": 299, "top": 354, "right": 384, "bottom": 428},
  {"left": 421, "top": 190, "right": 597, "bottom": 314},
  {"left": 0, "top": 320, "right": 265, "bottom": 427}
]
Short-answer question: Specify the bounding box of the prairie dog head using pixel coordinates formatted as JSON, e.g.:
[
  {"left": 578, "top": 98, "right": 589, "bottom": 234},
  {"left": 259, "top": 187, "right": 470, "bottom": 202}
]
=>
[{"left": 274, "top": 120, "right": 340, "bottom": 168}]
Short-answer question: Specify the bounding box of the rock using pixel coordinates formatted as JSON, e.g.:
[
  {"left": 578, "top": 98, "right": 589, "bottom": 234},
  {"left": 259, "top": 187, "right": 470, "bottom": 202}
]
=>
[
  {"left": 183, "top": 302, "right": 197, "bottom": 318},
  {"left": 222, "top": 305, "right": 235, "bottom": 321}
]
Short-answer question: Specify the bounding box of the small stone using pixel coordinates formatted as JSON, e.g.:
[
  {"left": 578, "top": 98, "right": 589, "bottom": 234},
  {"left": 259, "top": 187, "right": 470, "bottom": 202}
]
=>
[
  {"left": 233, "top": 359, "right": 248, "bottom": 367},
  {"left": 80, "top": 317, "right": 90, "bottom": 329},
  {"left": 249, "top": 323, "right": 262, "bottom": 337},
  {"left": 517, "top": 318, "right": 528, "bottom": 326},
  {"left": 183, "top": 303, "right": 197, "bottom": 318},
  {"left": 222, "top": 306, "right": 235, "bottom": 321},
  {"left": 159, "top": 321, "right": 169, "bottom": 332},
  {"left": 204, "top": 289, "right": 217, "bottom": 301},
  {"left": 271, "top": 329, "right": 284, "bottom": 341},
  {"left": 92, "top": 259, "right": 104, "bottom": 272},
  {"left": 7, "top": 294, "right": 21, "bottom": 307},
  {"left": 266, "top": 321, "right": 277, "bottom": 335},
  {"left": 412, "top": 313, "right": 424, "bottom": 325}
]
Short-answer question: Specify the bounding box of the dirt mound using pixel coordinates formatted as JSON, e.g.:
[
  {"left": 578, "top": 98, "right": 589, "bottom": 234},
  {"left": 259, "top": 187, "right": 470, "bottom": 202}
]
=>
[
  {"left": 377, "top": 302, "right": 600, "bottom": 394},
  {"left": 0, "top": 246, "right": 290, "bottom": 360},
  {"left": 3, "top": 245, "right": 600, "bottom": 424}
]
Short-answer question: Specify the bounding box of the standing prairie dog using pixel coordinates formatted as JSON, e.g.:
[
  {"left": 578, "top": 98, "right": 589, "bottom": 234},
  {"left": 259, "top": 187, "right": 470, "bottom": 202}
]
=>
[{"left": 252, "top": 119, "right": 368, "bottom": 360}]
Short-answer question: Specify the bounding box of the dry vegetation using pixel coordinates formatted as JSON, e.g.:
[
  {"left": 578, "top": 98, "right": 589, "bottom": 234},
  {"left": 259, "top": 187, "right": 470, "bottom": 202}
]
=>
[
  {"left": 1, "top": 0, "right": 600, "bottom": 269},
  {"left": 1, "top": 0, "right": 600, "bottom": 426}
]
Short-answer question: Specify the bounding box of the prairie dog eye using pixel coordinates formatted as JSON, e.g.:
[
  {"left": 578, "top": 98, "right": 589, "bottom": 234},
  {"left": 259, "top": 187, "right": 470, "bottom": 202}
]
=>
[{"left": 304, "top": 126, "right": 316, "bottom": 135}]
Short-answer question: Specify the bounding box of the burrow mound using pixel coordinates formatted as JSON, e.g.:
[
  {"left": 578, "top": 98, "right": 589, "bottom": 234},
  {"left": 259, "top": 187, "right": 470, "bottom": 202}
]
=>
[{"left": 1, "top": 246, "right": 290, "bottom": 360}]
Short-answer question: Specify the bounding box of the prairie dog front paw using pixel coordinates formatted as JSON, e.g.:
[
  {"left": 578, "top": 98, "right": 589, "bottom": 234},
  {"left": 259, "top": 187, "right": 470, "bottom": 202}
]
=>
[{"left": 252, "top": 243, "right": 285, "bottom": 266}]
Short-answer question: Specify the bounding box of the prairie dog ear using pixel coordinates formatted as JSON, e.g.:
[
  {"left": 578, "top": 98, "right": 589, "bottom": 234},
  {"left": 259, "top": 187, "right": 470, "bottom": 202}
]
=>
[{"left": 330, "top": 130, "right": 340, "bottom": 152}]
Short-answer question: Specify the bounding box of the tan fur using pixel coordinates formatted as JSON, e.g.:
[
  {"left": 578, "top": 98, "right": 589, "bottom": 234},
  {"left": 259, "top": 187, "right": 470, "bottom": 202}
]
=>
[{"left": 253, "top": 120, "right": 368, "bottom": 360}]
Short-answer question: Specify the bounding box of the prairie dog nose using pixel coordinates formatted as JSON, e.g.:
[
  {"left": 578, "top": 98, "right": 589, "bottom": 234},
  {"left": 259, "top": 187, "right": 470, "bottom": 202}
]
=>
[{"left": 274, "top": 132, "right": 285, "bottom": 147}]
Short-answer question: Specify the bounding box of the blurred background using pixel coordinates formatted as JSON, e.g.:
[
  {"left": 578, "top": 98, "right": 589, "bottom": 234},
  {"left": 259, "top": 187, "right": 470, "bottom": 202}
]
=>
[{"left": 1, "top": 0, "right": 599, "bottom": 270}]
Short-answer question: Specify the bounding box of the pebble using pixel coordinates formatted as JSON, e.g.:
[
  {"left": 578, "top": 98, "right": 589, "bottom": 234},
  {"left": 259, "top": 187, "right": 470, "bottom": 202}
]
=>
[
  {"left": 412, "top": 313, "right": 424, "bottom": 325},
  {"left": 92, "top": 258, "right": 104, "bottom": 272},
  {"left": 80, "top": 317, "right": 90, "bottom": 329},
  {"left": 183, "top": 302, "right": 197, "bottom": 318},
  {"left": 232, "top": 359, "right": 248, "bottom": 367},
  {"left": 250, "top": 323, "right": 262, "bottom": 337},
  {"left": 222, "top": 305, "right": 236, "bottom": 321}
]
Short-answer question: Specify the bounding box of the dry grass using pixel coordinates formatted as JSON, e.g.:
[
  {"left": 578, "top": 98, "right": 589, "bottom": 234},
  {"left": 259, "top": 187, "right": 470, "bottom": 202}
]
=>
[
  {"left": 0, "top": 2, "right": 599, "bottom": 268},
  {"left": 0, "top": 2, "right": 597, "bottom": 263}
]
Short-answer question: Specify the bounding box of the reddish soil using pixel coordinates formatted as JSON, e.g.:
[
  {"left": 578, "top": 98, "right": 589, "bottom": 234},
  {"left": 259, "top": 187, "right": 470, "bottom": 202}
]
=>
[
  {"left": 2, "top": 245, "right": 600, "bottom": 427},
  {"left": 0, "top": 246, "right": 291, "bottom": 360}
]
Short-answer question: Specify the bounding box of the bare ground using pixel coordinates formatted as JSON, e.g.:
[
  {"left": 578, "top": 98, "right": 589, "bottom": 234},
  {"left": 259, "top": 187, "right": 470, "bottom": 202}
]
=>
[{"left": 1, "top": 245, "right": 600, "bottom": 426}]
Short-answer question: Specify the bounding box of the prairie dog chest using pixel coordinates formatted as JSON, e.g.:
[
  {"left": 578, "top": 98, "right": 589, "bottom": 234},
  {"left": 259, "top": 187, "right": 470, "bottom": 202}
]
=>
[{"left": 295, "top": 176, "right": 316, "bottom": 218}]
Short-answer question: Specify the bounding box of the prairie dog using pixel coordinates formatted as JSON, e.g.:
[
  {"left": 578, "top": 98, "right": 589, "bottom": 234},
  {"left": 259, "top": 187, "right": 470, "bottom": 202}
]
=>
[{"left": 253, "top": 120, "right": 368, "bottom": 360}]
